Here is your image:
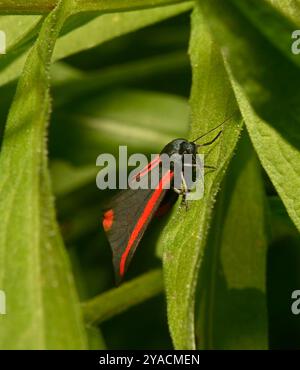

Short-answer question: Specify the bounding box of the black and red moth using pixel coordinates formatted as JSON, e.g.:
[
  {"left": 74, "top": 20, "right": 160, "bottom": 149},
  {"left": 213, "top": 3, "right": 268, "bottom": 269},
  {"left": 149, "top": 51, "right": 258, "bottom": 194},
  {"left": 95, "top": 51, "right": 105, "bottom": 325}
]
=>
[{"left": 102, "top": 126, "right": 223, "bottom": 284}]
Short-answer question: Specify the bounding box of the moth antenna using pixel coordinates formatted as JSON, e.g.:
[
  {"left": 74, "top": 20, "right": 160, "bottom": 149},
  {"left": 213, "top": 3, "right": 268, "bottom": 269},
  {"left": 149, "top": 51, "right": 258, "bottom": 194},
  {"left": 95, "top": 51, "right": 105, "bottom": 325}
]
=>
[
  {"left": 196, "top": 130, "right": 222, "bottom": 148},
  {"left": 192, "top": 110, "right": 238, "bottom": 143}
]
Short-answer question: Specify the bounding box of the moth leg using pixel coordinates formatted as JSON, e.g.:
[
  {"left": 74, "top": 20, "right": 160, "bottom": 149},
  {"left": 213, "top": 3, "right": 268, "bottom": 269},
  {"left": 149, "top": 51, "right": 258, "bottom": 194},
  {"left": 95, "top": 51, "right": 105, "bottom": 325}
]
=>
[
  {"left": 180, "top": 172, "right": 189, "bottom": 211},
  {"left": 173, "top": 173, "right": 190, "bottom": 210},
  {"left": 198, "top": 130, "right": 222, "bottom": 147},
  {"left": 173, "top": 187, "right": 183, "bottom": 195},
  {"left": 180, "top": 172, "right": 188, "bottom": 191},
  {"left": 173, "top": 173, "right": 187, "bottom": 195},
  {"left": 184, "top": 163, "right": 198, "bottom": 167},
  {"left": 182, "top": 194, "right": 189, "bottom": 211}
]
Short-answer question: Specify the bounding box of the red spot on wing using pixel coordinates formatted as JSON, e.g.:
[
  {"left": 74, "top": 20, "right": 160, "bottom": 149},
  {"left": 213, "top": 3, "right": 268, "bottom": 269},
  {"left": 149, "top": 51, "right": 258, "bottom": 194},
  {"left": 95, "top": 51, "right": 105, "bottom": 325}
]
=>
[
  {"left": 119, "top": 170, "right": 173, "bottom": 277},
  {"left": 103, "top": 209, "right": 114, "bottom": 232}
]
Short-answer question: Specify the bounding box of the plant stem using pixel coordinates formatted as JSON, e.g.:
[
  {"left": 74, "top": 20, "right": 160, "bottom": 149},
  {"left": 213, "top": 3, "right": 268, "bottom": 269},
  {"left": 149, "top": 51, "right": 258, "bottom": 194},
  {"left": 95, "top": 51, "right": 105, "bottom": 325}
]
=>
[
  {"left": 0, "top": 0, "right": 193, "bottom": 14},
  {"left": 82, "top": 269, "right": 164, "bottom": 325},
  {"left": 0, "top": 0, "right": 56, "bottom": 13}
]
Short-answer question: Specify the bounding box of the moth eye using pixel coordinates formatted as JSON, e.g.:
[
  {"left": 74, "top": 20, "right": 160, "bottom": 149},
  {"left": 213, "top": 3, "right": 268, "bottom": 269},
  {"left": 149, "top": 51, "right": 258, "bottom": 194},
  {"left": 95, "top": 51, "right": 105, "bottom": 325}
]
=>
[{"left": 180, "top": 142, "right": 188, "bottom": 154}]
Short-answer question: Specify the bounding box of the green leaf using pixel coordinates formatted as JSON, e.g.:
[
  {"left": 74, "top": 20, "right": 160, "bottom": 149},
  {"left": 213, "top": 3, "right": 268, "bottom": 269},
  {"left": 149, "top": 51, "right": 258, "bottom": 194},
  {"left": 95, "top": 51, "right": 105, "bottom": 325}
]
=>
[
  {"left": 0, "top": 15, "right": 41, "bottom": 51},
  {"left": 50, "top": 89, "right": 189, "bottom": 165},
  {"left": 269, "top": 196, "right": 300, "bottom": 242},
  {"left": 262, "top": 0, "right": 300, "bottom": 26},
  {"left": 228, "top": 75, "right": 300, "bottom": 232},
  {"left": 0, "top": 15, "right": 42, "bottom": 87},
  {"left": 0, "top": 2, "right": 193, "bottom": 88},
  {"left": 196, "top": 133, "right": 268, "bottom": 349},
  {"left": 82, "top": 269, "right": 163, "bottom": 325},
  {"left": 86, "top": 326, "right": 107, "bottom": 350},
  {"left": 157, "top": 4, "right": 243, "bottom": 349},
  {"left": 231, "top": 80, "right": 300, "bottom": 232},
  {"left": 200, "top": 0, "right": 300, "bottom": 231},
  {"left": 0, "top": 0, "right": 192, "bottom": 14},
  {"left": 71, "top": 0, "right": 192, "bottom": 14},
  {"left": 0, "top": 0, "right": 87, "bottom": 349},
  {"left": 51, "top": 51, "right": 188, "bottom": 107},
  {"left": 230, "top": 0, "right": 300, "bottom": 67},
  {"left": 54, "top": 2, "right": 193, "bottom": 60}
]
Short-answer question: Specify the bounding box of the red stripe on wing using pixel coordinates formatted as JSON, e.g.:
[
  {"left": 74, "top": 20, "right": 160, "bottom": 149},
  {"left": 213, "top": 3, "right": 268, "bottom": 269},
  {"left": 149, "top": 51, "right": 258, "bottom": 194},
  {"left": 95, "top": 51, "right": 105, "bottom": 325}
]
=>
[
  {"left": 119, "top": 170, "right": 173, "bottom": 277},
  {"left": 133, "top": 155, "right": 161, "bottom": 180}
]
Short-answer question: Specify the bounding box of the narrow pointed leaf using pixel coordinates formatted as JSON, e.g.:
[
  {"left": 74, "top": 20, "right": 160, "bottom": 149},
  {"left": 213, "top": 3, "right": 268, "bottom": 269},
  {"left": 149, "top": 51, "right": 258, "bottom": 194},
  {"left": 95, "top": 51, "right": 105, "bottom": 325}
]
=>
[
  {"left": 0, "top": 0, "right": 87, "bottom": 349},
  {"left": 0, "top": 2, "right": 193, "bottom": 87},
  {"left": 200, "top": 0, "right": 300, "bottom": 231},
  {"left": 158, "top": 4, "right": 243, "bottom": 349},
  {"left": 197, "top": 134, "right": 268, "bottom": 349}
]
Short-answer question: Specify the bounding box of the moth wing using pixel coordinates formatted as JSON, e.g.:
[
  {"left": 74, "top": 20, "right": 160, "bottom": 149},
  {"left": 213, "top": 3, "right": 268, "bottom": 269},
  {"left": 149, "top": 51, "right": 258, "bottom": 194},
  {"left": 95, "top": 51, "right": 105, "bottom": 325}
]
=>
[{"left": 103, "top": 170, "right": 173, "bottom": 283}]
